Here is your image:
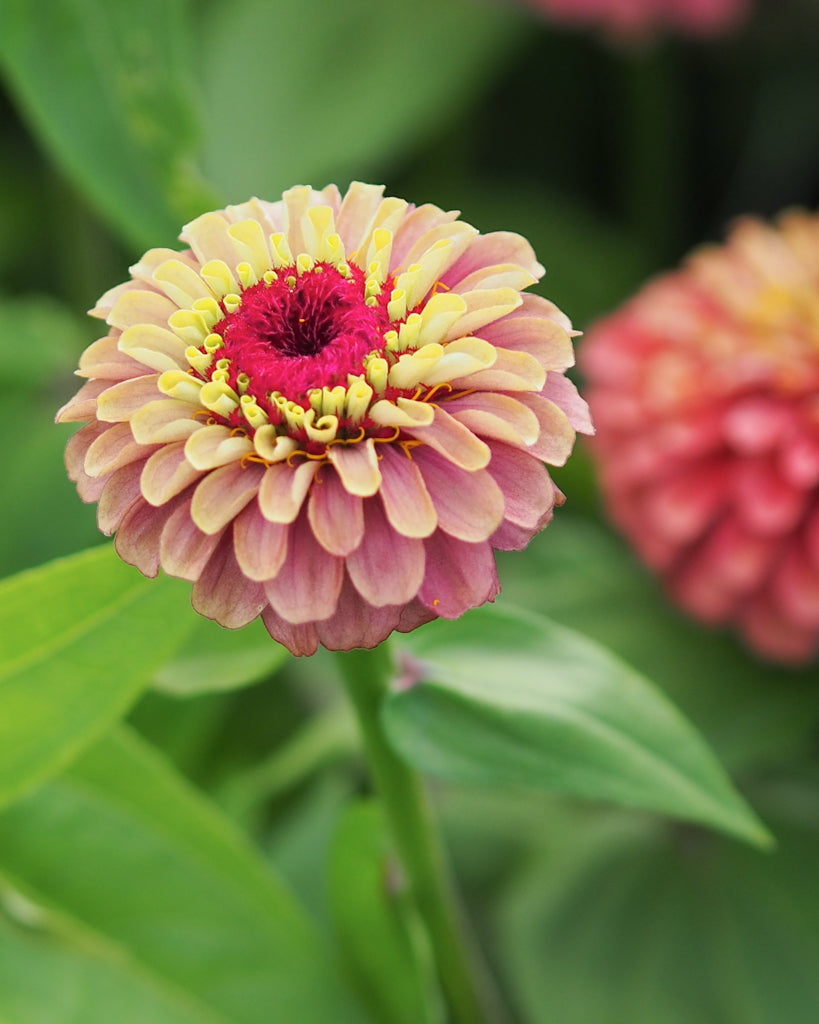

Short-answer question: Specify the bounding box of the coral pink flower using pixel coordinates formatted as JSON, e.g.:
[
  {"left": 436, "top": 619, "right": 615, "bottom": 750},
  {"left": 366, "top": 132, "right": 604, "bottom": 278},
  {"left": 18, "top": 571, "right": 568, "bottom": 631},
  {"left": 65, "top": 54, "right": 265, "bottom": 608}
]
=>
[
  {"left": 59, "top": 183, "right": 590, "bottom": 655},
  {"left": 581, "top": 210, "right": 819, "bottom": 664},
  {"left": 522, "top": 0, "right": 749, "bottom": 38}
]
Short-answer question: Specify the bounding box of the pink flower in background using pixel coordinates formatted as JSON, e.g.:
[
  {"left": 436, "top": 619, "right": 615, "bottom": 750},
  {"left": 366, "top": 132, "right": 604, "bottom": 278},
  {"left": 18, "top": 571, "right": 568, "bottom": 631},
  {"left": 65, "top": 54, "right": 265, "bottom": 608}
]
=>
[
  {"left": 524, "top": 0, "right": 749, "bottom": 37},
  {"left": 582, "top": 210, "right": 819, "bottom": 664},
  {"left": 59, "top": 183, "right": 590, "bottom": 655}
]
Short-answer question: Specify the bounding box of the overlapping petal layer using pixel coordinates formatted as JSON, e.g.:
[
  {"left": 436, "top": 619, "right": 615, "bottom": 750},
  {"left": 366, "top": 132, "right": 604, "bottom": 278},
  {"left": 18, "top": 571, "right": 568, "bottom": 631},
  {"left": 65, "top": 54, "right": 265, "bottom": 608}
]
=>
[
  {"left": 523, "top": 0, "right": 749, "bottom": 37},
  {"left": 59, "top": 182, "right": 589, "bottom": 654},
  {"left": 582, "top": 210, "right": 819, "bottom": 663}
]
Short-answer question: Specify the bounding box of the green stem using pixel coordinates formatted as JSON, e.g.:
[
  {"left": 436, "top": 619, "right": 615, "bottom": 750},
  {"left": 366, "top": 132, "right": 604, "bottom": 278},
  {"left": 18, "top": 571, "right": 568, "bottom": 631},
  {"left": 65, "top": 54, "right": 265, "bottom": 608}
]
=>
[{"left": 336, "top": 644, "right": 509, "bottom": 1024}]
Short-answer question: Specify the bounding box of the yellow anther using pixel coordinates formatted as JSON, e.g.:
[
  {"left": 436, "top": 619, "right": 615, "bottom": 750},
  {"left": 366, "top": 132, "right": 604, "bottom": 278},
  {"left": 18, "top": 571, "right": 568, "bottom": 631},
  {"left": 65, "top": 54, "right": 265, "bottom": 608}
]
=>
[
  {"left": 365, "top": 296, "right": 379, "bottom": 307},
  {"left": 263, "top": 270, "right": 278, "bottom": 285},
  {"left": 237, "top": 262, "right": 258, "bottom": 289},
  {"left": 253, "top": 426, "right": 300, "bottom": 463},
  {"left": 240, "top": 394, "right": 269, "bottom": 428},
  {"left": 387, "top": 288, "right": 407, "bottom": 323},
  {"left": 223, "top": 293, "right": 242, "bottom": 314},
  {"left": 325, "top": 233, "right": 346, "bottom": 266},
  {"left": 337, "top": 262, "right": 352, "bottom": 279},
  {"left": 304, "top": 409, "right": 340, "bottom": 444},
  {"left": 366, "top": 356, "right": 389, "bottom": 395},
  {"left": 283, "top": 401, "right": 306, "bottom": 432},
  {"left": 321, "top": 385, "right": 347, "bottom": 417},
  {"left": 285, "top": 275, "right": 297, "bottom": 288},
  {"left": 383, "top": 329, "right": 399, "bottom": 352},
  {"left": 345, "top": 377, "right": 374, "bottom": 423},
  {"left": 297, "top": 253, "right": 315, "bottom": 275},
  {"left": 236, "top": 372, "right": 250, "bottom": 395},
  {"left": 204, "top": 333, "right": 224, "bottom": 353}
]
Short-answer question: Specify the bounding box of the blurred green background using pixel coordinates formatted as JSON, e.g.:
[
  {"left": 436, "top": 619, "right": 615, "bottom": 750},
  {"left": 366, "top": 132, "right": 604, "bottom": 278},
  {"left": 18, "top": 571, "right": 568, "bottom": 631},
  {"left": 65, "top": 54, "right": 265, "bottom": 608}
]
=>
[{"left": 1, "top": 1, "right": 819, "bottom": 1022}]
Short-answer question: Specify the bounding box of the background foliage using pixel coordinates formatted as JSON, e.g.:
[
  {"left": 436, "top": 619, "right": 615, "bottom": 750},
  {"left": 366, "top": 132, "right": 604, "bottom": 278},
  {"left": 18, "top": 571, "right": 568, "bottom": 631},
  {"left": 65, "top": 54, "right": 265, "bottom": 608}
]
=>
[{"left": 1, "top": 0, "right": 818, "bottom": 1021}]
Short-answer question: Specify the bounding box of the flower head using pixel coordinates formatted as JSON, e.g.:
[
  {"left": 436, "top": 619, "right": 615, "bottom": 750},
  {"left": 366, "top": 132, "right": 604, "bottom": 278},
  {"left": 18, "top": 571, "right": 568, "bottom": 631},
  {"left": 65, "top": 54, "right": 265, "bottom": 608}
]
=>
[
  {"left": 59, "top": 183, "right": 590, "bottom": 655},
  {"left": 521, "top": 0, "right": 749, "bottom": 38},
  {"left": 581, "top": 210, "right": 819, "bottom": 663}
]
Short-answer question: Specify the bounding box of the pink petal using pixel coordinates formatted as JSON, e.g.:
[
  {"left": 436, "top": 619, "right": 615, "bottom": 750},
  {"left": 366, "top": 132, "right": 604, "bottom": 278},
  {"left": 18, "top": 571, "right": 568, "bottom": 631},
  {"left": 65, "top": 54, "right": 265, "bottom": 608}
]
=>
[
  {"left": 773, "top": 544, "right": 819, "bottom": 629},
  {"left": 487, "top": 442, "right": 558, "bottom": 530},
  {"left": 97, "top": 461, "right": 146, "bottom": 535},
  {"left": 335, "top": 182, "right": 386, "bottom": 252},
  {"left": 56, "top": 379, "right": 109, "bottom": 423},
  {"left": 316, "top": 574, "right": 407, "bottom": 651},
  {"left": 107, "top": 288, "right": 178, "bottom": 331},
  {"left": 190, "top": 462, "right": 265, "bottom": 534},
  {"left": 141, "top": 442, "right": 204, "bottom": 506},
  {"left": 391, "top": 204, "right": 459, "bottom": 267},
  {"left": 413, "top": 448, "right": 504, "bottom": 542},
  {"left": 326, "top": 439, "right": 382, "bottom": 496},
  {"left": 77, "top": 335, "right": 147, "bottom": 381},
  {"left": 84, "top": 421, "right": 155, "bottom": 478},
  {"left": 644, "top": 462, "right": 731, "bottom": 543},
  {"left": 445, "top": 392, "right": 540, "bottom": 449},
  {"left": 346, "top": 500, "right": 425, "bottom": 606},
  {"left": 404, "top": 407, "right": 490, "bottom": 471},
  {"left": 258, "top": 460, "right": 320, "bottom": 523},
  {"left": 261, "top": 606, "right": 320, "bottom": 657},
  {"left": 264, "top": 513, "right": 344, "bottom": 624},
  {"left": 307, "top": 464, "right": 364, "bottom": 556},
  {"left": 233, "top": 501, "right": 289, "bottom": 581},
  {"left": 159, "top": 500, "right": 225, "bottom": 581},
  {"left": 64, "top": 420, "right": 107, "bottom": 484},
  {"left": 541, "top": 373, "right": 594, "bottom": 434},
  {"left": 180, "top": 210, "right": 236, "bottom": 267},
  {"left": 418, "top": 532, "right": 499, "bottom": 619},
  {"left": 516, "top": 393, "right": 578, "bottom": 466},
  {"left": 480, "top": 316, "right": 574, "bottom": 371},
  {"left": 450, "top": 347, "right": 546, "bottom": 393},
  {"left": 441, "top": 231, "right": 543, "bottom": 290},
  {"left": 491, "top": 518, "right": 543, "bottom": 552},
  {"left": 740, "top": 592, "right": 817, "bottom": 665},
  {"left": 192, "top": 536, "right": 267, "bottom": 629},
  {"left": 115, "top": 494, "right": 186, "bottom": 578},
  {"left": 733, "top": 458, "right": 805, "bottom": 535},
  {"left": 377, "top": 445, "right": 437, "bottom": 538}
]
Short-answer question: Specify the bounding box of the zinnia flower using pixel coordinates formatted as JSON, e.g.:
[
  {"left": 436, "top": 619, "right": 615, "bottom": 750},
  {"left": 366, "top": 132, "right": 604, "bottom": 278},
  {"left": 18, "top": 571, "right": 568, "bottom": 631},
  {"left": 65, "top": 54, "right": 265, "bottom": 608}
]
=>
[
  {"left": 58, "top": 183, "right": 590, "bottom": 655},
  {"left": 521, "top": 0, "right": 749, "bottom": 38},
  {"left": 581, "top": 209, "right": 819, "bottom": 664}
]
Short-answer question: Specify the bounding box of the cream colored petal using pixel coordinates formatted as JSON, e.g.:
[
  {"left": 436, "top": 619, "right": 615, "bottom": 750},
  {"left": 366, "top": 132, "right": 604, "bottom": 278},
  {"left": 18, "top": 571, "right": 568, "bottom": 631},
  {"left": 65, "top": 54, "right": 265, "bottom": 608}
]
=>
[
  {"left": 326, "top": 439, "right": 381, "bottom": 496},
  {"left": 446, "top": 392, "right": 540, "bottom": 448},
  {"left": 117, "top": 324, "right": 190, "bottom": 372},
  {"left": 180, "top": 210, "right": 236, "bottom": 267},
  {"left": 353, "top": 197, "right": 408, "bottom": 271},
  {"left": 395, "top": 221, "right": 478, "bottom": 279},
  {"left": 440, "top": 230, "right": 544, "bottom": 289},
  {"left": 96, "top": 375, "right": 161, "bottom": 422},
  {"left": 377, "top": 446, "right": 437, "bottom": 538},
  {"left": 129, "top": 247, "right": 194, "bottom": 283},
  {"left": 414, "top": 292, "right": 468, "bottom": 346},
  {"left": 281, "top": 185, "right": 312, "bottom": 257},
  {"left": 107, "top": 289, "right": 178, "bottom": 331},
  {"left": 56, "top": 379, "right": 110, "bottom": 423},
  {"left": 443, "top": 287, "right": 523, "bottom": 341},
  {"left": 390, "top": 204, "right": 460, "bottom": 268},
  {"left": 84, "top": 421, "right": 153, "bottom": 477},
  {"left": 480, "top": 315, "right": 574, "bottom": 371},
  {"left": 515, "top": 393, "right": 577, "bottom": 466},
  {"left": 228, "top": 218, "right": 272, "bottom": 277},
  {"left": 391, "top": 337, "right": 496, "bottom": 390},
  {"left": 449, "top": 347, "right": 546, "bottom": 393},
  {"left": 130, "top": 399, "right": 204, "bottom": 444},
  {"left": 152, "top": 258, "right": 212, "bottom": 308},
  {"left": 335, "top": 182, "right": 386, "bottom": 252},
  {"left": 90, "top": 279, "right": 139, "bottom": 320},
  {"left": 184, "top": 424, "right": 254, "bottom": 470},
  {"left": 190, "top": 462, "right": 264, "bottom": 534},
  {"left": 451, "top": 264, "right": 538, "bottom": 293},
  {"left": 307, "top": 465, "right": 365, "bottom": 556},
  {"left": 141, "top": 442, "right": 204, "bottom": 506},
  {"left": 403, "top": 407, "right": 490, "bottom": 471},
  {"left": 258, "top": 460, "right": 320, "bottom": 523},
  {"left": 78, "top": 335, "right": 146, "bottom": 380},
  {"left": 233, "top": 501, "right": 289, "bottom": 581},
  {"left": 368, "top": 398, "right": 435, "bottom": 429}
]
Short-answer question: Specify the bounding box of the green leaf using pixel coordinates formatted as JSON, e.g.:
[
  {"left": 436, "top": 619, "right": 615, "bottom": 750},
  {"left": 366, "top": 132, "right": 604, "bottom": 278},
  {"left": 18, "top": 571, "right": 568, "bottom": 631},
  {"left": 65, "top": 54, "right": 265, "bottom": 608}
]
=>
[
  {"left": 497, "top": 781, "right": 819, "bottom": 1024},
  {"left": 153, "top": 615, "right": 290, "bottom": 697},
  {"left": 0, "top": 545, "right": 196, "bottom": 811},
  {"left": 197, "top": 0, "right": 523, "bottom": 201},
  {"left": 388, "top": 605, "right": 770, "bottom": 847},
  {"left": 0, "top": 914, "right": 220, "bottom": 1024},
  {"left": 0, "top": 726, "right": 368, "bottom": 1024},
  {"left": 497, "top": 517, "right": 819, "bottom": 772},
  {"left": 328, "top": 801, "right": 443, "bottom": 1024},
  {"left": 0, "top": 0, "right": 218, "bottom": 249}
]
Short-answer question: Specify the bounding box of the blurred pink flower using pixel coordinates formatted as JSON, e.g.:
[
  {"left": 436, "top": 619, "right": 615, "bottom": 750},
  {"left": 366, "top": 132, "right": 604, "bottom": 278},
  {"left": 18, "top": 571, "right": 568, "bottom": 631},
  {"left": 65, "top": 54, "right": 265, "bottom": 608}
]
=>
[
  {"left": 523, "top": 0, "right": 749, "bottom": 37},
  {"left": 581, "top": 210, "right": 819, "bottom": 664},
  {"left": 59, "top": 183, "right": 590, "bottom": 655}
]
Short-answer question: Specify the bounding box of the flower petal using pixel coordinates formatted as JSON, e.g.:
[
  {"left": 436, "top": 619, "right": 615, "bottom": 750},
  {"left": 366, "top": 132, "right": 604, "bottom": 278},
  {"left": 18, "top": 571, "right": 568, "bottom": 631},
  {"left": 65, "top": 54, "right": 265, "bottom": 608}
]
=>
[
  {"left": 307, "top": 464, "right": 365, "bottom": 556},
  {"left": 184, "top": 424, "right": 254, "bottom": 470},
  {"left": 261, "top": 606, "right": 320, "bottom": 657},
  {"left": 418, "top": 532, "right": 499, "bottom": 619},
  {"left": 130, "top": 399, "right": 204, "bottom": 444},
  {"left": 159, "top": 501, "right": 225, "bottom": 582},
  {"left": 190, "top": 462, "right": 265, "bottom": 534},
  {"left": 445, "top": 392, "right": 540, "bottom": 448},
  {"left": 97, "top": 461, "right": 145, "bottom": 535},
  {"left": 84, "top": 421, "right": 154, "bottom": 477},
  {"left": 487, "top": 442, "right": 558, "bottom": 530},
  {"left": 515, "top": 393, "right": 577, "bottom": 465},
  {"left": 377, "top": 445, "right": 437, "bottom": 538},
  {"left": 347, "top": 500, "right": 425, "bottom": 606},
  {"left": 141, "top": 442, "right": 204, "bottom": 506},
  {"left": 413, "top": 448, "right": 505, "bottom": 542},
  {"left": 96, "top": 375, "right": 161, "bottom": 423},
  {"left": 192, "top": 536, "right": 267, "bottom": 629},
  {"left": 233, "top": 501, "right": 290, "bottom": 581},
  {"left": 316, "top": 575, "right": 408, "bottom": 652},
  {"left": 258, "top": 460, "right": 320, "bottom": 523},
  {"left": 404, "top": 407, "right": 490, "bottom": 471},
  {"left": 78, "top": 335, "right": 146, "bottom": 380},
  {"left": 264, "top": 514, "right": 344, "bottom": 624},
  {"left": 107, "top": 288, "right": 178, "bottom": 331},
  {"left": 326, "top": 439, "right": 381, "bottom": 496}
]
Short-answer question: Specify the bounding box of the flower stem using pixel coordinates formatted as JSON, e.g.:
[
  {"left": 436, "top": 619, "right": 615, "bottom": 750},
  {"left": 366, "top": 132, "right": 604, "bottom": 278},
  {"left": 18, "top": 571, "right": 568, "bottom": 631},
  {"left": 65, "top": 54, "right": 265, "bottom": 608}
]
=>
[{"left": 336, "top": 644, "right": 509, "bottom": 1024}]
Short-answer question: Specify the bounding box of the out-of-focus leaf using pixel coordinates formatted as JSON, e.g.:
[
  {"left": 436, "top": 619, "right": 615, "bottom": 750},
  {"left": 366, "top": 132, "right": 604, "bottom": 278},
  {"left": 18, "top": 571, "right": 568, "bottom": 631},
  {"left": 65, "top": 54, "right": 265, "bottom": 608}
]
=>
[
  {"left": 196, "top": 0, "right": 524, "bottom": 201},
  {"left": 0, "top": 0, "right": 218, "bottom": 249},
  {"left": 0, "top": 545, "right": 196, "bottom": 811},
  {"left": 0, "top": 913, "right": 220, "bottom": 1024},
  {"left": 497, "top": 516, "right": 819, "bottom": 773},
  {"left": 153, "top": 615, "right": 290, "bottom": 697},
  {"left": 328, "top": 801, "right": 442, "bottom": 1024},
  {"left": 389, "top": 605, "right": 770, "bottom": 847},
  {"left": 497, "top": 777, "right": 819, "bottom": 1024},
  {"left": 0, "top": 727, "right": 368, "bottom": 1024}
]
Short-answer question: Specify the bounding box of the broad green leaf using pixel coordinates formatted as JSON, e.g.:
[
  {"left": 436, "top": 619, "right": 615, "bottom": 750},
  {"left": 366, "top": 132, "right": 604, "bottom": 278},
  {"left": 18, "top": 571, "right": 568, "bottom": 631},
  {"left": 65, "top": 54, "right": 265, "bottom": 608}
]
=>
[
  {"left": 0, "top": 914, "right": 220, "bottom": 1024},
  {"left": 0, "top": 545, "right": 196, "bottom": 810},
  {"left": 328, "top": 801, "right": 443, "bottom": 1024},
  {"left": 497, "top": 779, "right": 819, "bottom": 1024},
  {"left": 196, "top": 0, "right": 523, "bottom": 201},
  {"left": 153, "top": 615, "right": 290, "bottom": 697},
  {"left": 0, "top": 726, "right": 368, "bottom": 1024},
  {"left": 0, "top": 0, "right": 218, "bottom": 249},
  {"left": 389, "top": 605, "right": 770, "bottom": 847},
  {"left": 497, "top": 516, "right": 819, "bottom": 772}
]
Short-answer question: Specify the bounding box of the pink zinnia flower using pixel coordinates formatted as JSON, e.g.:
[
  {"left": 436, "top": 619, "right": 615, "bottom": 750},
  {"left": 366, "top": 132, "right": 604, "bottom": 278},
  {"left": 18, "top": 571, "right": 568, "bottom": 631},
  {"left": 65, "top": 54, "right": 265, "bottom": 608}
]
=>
[
  {"left": 522, "top": 0, "right": 749, "bottom": 38},
  {"left": 58, "top": 183, "right": 590, "bottom": 655},
  {"left": 581, "top": 210, "right": 819, "bottom": 664}
]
